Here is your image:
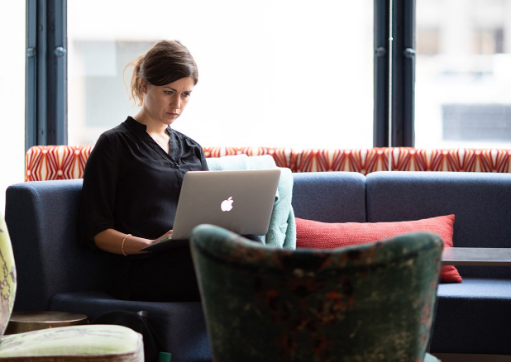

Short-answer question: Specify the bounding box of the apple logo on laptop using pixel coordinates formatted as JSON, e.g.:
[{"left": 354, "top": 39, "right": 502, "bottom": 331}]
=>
[{"left": 221, "top": 197, "right": 234, "bottom": 212}]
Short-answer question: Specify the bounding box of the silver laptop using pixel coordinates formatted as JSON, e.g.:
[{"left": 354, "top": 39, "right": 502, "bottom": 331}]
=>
[{"left": 141, "top": 169, "right": 281, "bottom": 251}]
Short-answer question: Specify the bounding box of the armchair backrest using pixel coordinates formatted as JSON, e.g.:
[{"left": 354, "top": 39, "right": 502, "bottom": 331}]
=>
[
  {"left": 190, "top": 224, "right": 443, "bottom": 362},
  {"left": 5, "top": 180, "right": 114, "bottom": 311}
]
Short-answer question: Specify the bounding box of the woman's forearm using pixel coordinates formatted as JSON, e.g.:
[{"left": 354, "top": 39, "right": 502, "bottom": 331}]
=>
[{"left": 94, "top": 229, "right": 152, "bottom": 255}]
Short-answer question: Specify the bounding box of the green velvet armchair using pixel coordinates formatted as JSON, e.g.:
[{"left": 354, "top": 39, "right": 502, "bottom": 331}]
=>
[{"left": 190, "top": 224, "right": 443, "bottom": 362}]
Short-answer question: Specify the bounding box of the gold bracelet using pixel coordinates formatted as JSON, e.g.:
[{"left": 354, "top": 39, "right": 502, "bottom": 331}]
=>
[{"left": 121, "top": 234, "right": 131, "bottom": 257}]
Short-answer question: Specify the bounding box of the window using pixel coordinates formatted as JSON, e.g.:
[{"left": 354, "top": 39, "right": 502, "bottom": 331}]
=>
[
  {"left": 68, "top": 40, "right": 155, "bottom": 145},
  {"left": 31, "top": 1, "right": 511, "bottom": 152},
  {"left": 67, "top": 0, "right": 374, "bottom": 149},
  {"left": 415, "top": 0, "right": 511, "bottom": 148},
  {"left": 1, "top": 2, "right": 26, "bottom": 210}
]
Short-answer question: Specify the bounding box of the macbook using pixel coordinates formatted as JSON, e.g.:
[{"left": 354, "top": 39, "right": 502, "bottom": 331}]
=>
[{"left": 141, "top": 169, "right": 281, "bottom": 252}]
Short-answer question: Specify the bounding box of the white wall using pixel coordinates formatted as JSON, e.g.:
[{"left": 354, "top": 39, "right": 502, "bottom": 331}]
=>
[{"left": 0, "top": 2, "right": 26, "bottom": 214}]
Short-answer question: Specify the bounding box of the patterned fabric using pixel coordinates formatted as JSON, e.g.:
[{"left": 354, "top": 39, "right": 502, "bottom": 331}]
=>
[
  {"left": 25, "top": 145, "right": 93, "bottom": 181},
  {"left": 0, "top": 325, "right": 143, "bottom": 361},
  {"left": 0, "top": 215, "right": 17, "bottom": 338},
  {"left": 190, "top": 224, "right": 443, "bottom": 362},
  {"left": 26, "top": 145, "right": 511, "bottom": 181}
]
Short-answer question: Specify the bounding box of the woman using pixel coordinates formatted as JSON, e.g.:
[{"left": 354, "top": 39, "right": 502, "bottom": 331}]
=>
[{"left": 80, "top": 40, "right": 208, "bottom": 302}]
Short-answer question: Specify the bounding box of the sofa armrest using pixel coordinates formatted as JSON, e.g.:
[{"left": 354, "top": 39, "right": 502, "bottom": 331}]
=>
[{"left": 5, "top": 180, "right": 114, "bottom": 311}]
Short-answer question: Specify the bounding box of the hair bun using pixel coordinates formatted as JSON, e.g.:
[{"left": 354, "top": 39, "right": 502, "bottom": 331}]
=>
[{"left": 126, "top": 40, "right": 198, "bottom": 106}]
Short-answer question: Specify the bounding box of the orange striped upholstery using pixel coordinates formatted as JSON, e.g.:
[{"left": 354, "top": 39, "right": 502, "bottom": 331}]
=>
[
  {"left": 25, "top": 146, "right": 94, "bottom": 182},
  {"left": 25, "top": 146, "right": 511, "bottom": 181}
]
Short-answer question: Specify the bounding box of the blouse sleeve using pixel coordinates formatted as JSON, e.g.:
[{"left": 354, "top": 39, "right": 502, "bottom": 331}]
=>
[
  {"left": 199, "top": 147, "right": 209, "bottom": 171},
  {"left": 79, "top": 133, "right": 120, "bottom": 251}
]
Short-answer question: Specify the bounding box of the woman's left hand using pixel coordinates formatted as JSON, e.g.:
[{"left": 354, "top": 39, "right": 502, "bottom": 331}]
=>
[{"left": 151, "top": 229, "right": 173, "bottom": 244}]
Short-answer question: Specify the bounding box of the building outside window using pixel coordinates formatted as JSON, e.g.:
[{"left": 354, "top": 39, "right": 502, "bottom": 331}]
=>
[
  {"left": 67, "top": 0, "right": 374, "bottom": 149},
  {"left": 415, "top": 0, "right": 511, "bottom": 149}
]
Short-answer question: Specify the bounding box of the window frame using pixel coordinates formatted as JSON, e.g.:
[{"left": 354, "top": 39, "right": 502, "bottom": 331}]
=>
[
  {"left": 27, "top": 0, "right": 415, "bottom": 148},
  {"left": 25, "top": 0, "right": 67, "bottom": 151}
]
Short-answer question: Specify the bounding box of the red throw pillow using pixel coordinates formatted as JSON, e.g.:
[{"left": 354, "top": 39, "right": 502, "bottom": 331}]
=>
[{"left": 295, "top": 214, "right": 461, "bottom": 283}]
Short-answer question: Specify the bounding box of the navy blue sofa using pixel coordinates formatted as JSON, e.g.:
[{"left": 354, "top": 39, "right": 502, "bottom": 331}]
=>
[{"left": 5, "top": 171, "right": 511, "bottom": 361}]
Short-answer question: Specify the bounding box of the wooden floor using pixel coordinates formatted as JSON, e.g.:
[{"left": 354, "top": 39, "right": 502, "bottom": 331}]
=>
[{"left": 432, "top": 354, "right": 511, "bottom": 362}]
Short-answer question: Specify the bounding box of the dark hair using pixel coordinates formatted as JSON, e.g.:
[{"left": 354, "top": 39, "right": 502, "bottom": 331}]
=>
[{"left": 127, "top": 40, "right": 198, "bottom": 106}]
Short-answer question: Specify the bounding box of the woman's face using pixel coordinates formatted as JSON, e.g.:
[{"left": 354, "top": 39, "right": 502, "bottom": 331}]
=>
[{"left": 140, "top": 77, "right": 195, "bottom": 126}]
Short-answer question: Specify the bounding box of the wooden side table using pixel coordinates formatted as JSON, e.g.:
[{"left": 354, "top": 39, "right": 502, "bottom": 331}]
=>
[
  {"left": 442, "top": 247, "right": 511, "bottom": 266},
  {"left": 5, "top": 311, "right": 88, "bottom": 335}
]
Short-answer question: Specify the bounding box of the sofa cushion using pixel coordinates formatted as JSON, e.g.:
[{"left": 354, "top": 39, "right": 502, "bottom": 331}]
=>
[
  {"left": 295, "top": 214, "right": 461, "bottom": 283},
  {"left": 431, "top": 278, "right": 511, "bottom": 355}
]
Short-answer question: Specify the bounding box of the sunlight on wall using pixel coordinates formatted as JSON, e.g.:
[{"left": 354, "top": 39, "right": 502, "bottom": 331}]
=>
[{"left": 0, "top": 3, "right": 25, "bottom": 214}]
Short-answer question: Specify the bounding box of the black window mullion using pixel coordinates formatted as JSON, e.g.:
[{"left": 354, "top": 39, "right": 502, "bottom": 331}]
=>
[
  {"left": 36, "top": 0, "right": 48, "bottom": 146},
  {"left": 402, "top": 0, "right": 416, "bottom": 147},
  {"left": 391, "top": 0, "right": 415, "bottom": 147},
  {"left": 47, "top": 0, "right": 67, "bottom": 145},
  {"left": 25, "top": 0, "right": 38, "bottom": 151},
  {"left": 25, "top": 0, "right": 67, "bottom": 151},
  {"left": 374, "top": 0, "right": 415, "bottom": 148},
  {"left": 373, "top": 0, "right": 390, "bottom": 147}
]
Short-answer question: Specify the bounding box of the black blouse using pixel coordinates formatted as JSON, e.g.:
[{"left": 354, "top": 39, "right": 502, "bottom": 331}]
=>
[{"left": 80, "top": 116, "right": 208, "bottom": 251}]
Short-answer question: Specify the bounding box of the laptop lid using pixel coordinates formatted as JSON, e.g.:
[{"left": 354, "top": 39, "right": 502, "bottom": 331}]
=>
[{"left": 170, "top": 169, "right": 281, "bottom": 240}]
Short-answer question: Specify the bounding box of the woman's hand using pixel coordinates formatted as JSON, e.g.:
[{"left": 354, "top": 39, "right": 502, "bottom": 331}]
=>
[
  {"left": 151, "top": 229, "right": 173, "bottom": 244},
  {"left": 94, "top": 229, "right": 172, "bottom": 255}
]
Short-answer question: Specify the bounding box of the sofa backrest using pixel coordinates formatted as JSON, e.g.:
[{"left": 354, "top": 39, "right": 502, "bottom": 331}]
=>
[
  {"left": 366, "top": 171, "right": 511, "bottom": 279},
  {"left": 292, "top": 172, "right": 367, "bottom": 223},
  {"left": 5, "top": 180, "right": 115, "bottom": 311}
]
